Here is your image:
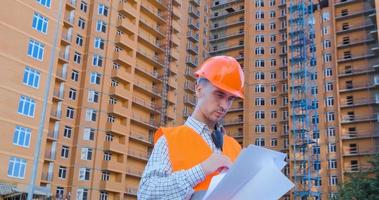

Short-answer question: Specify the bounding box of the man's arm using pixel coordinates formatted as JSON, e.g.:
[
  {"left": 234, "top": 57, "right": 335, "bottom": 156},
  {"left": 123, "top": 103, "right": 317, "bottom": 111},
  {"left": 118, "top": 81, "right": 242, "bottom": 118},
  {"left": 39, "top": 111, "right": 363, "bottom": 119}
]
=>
[{"left": 137, "top": 136, "right": 206, "bottom": 200}]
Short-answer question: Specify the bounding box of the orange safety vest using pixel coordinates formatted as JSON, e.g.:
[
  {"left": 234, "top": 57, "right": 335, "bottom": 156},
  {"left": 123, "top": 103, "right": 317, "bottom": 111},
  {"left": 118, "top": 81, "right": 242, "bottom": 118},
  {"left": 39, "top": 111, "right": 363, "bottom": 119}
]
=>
[{"left": 154, "top": 125, "right": 241, "bottom": 191}]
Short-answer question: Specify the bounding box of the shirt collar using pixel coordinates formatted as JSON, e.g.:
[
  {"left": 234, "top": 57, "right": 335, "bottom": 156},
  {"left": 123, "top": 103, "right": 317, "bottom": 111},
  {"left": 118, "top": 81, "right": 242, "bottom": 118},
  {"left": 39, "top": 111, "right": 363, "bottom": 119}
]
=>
[{"left": 185, "top": 116, "right": 212, "bottom": 135}]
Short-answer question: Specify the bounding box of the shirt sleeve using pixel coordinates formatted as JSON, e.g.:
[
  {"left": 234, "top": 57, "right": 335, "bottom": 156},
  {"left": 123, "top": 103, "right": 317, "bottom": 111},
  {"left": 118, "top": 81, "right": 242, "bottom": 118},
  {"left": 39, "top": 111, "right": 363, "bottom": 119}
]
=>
[{"left": 137, "top": 136, "right": 206, "bottom": 200}]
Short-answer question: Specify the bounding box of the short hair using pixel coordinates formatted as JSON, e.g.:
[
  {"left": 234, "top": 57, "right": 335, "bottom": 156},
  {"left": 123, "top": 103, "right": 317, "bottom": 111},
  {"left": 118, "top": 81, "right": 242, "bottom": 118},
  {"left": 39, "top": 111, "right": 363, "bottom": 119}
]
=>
[{"left": 196, "top": 77, "right": 209, "bottom": 86}]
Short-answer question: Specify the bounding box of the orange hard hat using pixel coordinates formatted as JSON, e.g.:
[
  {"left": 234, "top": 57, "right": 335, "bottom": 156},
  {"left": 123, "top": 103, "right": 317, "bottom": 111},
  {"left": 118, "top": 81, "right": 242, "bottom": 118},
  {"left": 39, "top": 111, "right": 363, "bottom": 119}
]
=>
[{"left": 194, "top": 56, "right": 244, "bottom": 99}]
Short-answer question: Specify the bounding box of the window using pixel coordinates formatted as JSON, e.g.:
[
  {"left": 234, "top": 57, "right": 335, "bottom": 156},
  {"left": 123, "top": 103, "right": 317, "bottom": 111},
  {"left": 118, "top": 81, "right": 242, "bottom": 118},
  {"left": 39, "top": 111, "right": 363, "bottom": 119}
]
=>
[
  {"left": 36, "top": 0, "right": 51, "bottom": 7},
  {"left": 323, "top": 40, "right": 331, "bottom": 49},
  {"left": 56, "top": 187, "right": 64, "bottom": 199},
  {"left": 83, "top": 128, "right": 95, "bottom": 140},
  {"left": 271, "top": 98, "right": 277, "bottom": 105},
  {"left": 325, "top": 68, "right": 333, "bottom": 77},
  {"left": 270, "top": 11, "right": 276, "bottom": 18},
  {"left": 96, "top": 20, "right": 107, "bottom": 33},
  {"left": 18, "top": 96, "right": 36, "bottom": 117},
  {"left": 269, "top": 0, "right": 275, "bottom": 6},
  {"left": 255, "top": 0, "right": 264, "bottom": 7},
  {"left": 23, "top": 66, "right": 40, "bottom": 88},
  {"left": 92, "top": 55, "right": 103, "bottom": 67},
  {"left": 327, "top": 112, "right": 335, "bottom": 121},
  {"left": 107, "top": 115, "right": 115, "bottom": 123},
  {"left": 255, "top": 23, "right": 264, "bottom": 31},
  {"left": 71, "top": 70, "right": 79, "bottom": 81},
  {"left": 269, "top": 22, "right": 276, "bottom": 30},
  {"left": 271, "top": 111, "right": 277, "bottom": 119},
  {"left": 255, "top": 138, "right": 265, "bottom": 146},
  {"left": 329, "top": 159, "right": 337, "bottom": 169},
  {"left": 256, "top": 11, "right": 264, "bottom": 19},
  {"left": 255, "top": 47, "right": 264, "bottom": 55},
  {"left": 255, "top": 72, "right": 265, "bottom": 80},
  {"left": 61, "top": 146, "right": 69, "bottom": 158},
  {"left": 314, "top": 177, "right": 322, "bottom": 186},
  {"left": 270, "top": 85, "right": 276, "bottom": 92},
  {"left": 100, "top": 191, "right": 108, "bottom": 200},
  {"left": 88, "top": 90, "right": 99, "bottom": 103},
  {"left": 76, "top": 35, "right": 83, "bottom": 46},
  {"left": 328, "top": 127, "right": 336, "bottom": 137},
  {"left": 314, "top": 161, "right": 321, "bottom": 171},
  {"left": 270, "top": 34, "right": 276, "bottom": 42},
  {"left": 80, "top": 1, "right": 87, "bottom": 12},
  {"left": 65, "top": 107, "right": 74, "bottom": 119},
  {"left": 255, "top": 59, "right": 264, "bottom": 67},
  {"left": 7, "top": 157, "right": 26, "bottom": 179},
  {"left": 68, "top": 88, "right": 77, "bottom": 100},
  {"left": 105, "top": 133, "right": 113, "bottom": 141},
  {"left": 90, "top": 72, "right": 101, "bottom": 84},
  {"left": 102, "top": 170, "right": 110, "bottom": 181},
  {"left": 255, "top": 125, "right": 265, "bottom": 133},
  {"left": 94, "top": 38, "right": 105, "bottom": 49},
  {"left": 326, "top": 97, "right": 334, "bottom": 107},
  {"left": 311, "top": 86, "right": 318, "bottom": 95},
  {"left": 328, "top": 143, "right": 337, "bottom": 153},
  {"left": 255, "top": 84, "right": 265, "bottom": 93},
  {"left": 324, "top": 53, "right": 332, "bottom": 62},
  {"left": 271, "top": 124, "right": 277, "bottom": 133},
  {"left": 312, "top": 115, "right": 319, "bottom": 124},
  {"left": 255, "top": 111, "right": 265, "bottom": 119},
  {"left": 329, "top": 175, "right": 338, "bottom": 186},
  {"left": 323, "top": 26, "right": 329, "bottom": 35},
  {"left": 63, "top": 126, "right": 72, "bottom": 138},
  {"left": 98, "top": 4, "right": 109, "bottom": 16},
  {"left": 326, "top": 82, "right": 334, "bottom": 91},
  {"left": 85, "top": 109, "right": 97, "bottom": 122},
  {"left": 81, "top": 148, "right": 93, "bottom": 160},
  {"left": 104, "top": 151, "right": 112, "bottom": 161},
  {"left": 271, "top": 138, "right": 277, "bottom": 147},
  {"left": 322, "top": 11, "right": 330, "bottom": 21},
  {"left": 13, "top": 126, "right": 31, "bottom": 148},
  {"left": 77, "top": 188, "right": 88, "bottom": 200},
  {"left": 79, "top": 168, "right": 91, "bottom": 180},
  {"left": 78, "top": 18, "right": 86, "bottom": 29},
  {"left": 255, "top": 35, "right": 264, "bottom": 43},
  {"left": 74, "top": 52, "right": 81, "bottom": 64},
  {"left": 270, "top": 47, "right": 276, "bottom": 54},
  {"left": 58, "top": 166, "right": 67, "bottom": 179},
  {"left": 28, "top": 39, "right": 44, "bottom": 60},
  {"left": 32, "top": 12, "right": 48, "bottom": 33},
  {"left": 255, "top": 98, "right": 265, "bottom": 106},
  {"left": 313, "top": 146, "right": 320, "bottom": 155}
]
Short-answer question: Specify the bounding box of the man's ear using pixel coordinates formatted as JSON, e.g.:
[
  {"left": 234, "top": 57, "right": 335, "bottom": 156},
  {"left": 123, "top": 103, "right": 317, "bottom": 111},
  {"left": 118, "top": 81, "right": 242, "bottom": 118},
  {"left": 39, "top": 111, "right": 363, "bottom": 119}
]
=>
[{"left": 195, "top": 83, "right": 202, "bottom": 98}]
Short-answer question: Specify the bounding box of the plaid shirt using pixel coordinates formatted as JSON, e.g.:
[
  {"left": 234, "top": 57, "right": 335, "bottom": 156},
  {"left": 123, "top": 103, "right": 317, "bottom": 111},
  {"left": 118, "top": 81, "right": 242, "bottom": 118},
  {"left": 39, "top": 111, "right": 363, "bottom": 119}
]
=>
[{"left": 138, "top": 117, "right": 221, "bottom": 200}]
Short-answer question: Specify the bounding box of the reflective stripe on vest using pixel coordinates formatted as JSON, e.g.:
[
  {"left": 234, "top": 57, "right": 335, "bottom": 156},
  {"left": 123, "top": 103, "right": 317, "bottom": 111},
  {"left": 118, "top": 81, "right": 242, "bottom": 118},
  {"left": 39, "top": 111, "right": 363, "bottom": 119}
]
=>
[{"left": 154, "top": 125, "right": 241, "bottom": 191}]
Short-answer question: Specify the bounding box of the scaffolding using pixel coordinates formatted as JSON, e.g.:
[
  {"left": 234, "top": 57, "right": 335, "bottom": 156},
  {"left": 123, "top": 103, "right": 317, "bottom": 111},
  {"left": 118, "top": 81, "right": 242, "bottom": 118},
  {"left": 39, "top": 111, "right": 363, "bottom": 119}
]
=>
[{"left": 288, "top": 0, "right": 321, "bottom": 199}]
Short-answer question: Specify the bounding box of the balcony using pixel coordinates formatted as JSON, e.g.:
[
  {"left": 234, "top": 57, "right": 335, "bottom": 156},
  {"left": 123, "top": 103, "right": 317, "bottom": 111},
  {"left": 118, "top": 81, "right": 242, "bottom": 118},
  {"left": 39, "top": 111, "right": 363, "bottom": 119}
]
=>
[
  {"left": 129, "top": 131, "right": 153, "bottom": 145},
  {"left": 344, "top": 146, "right": 379, "bottom": 156},
  {"left": 50, "top": 110, "right": 62, "bottom": 121},
  {"left": 334, "top": 0, "right": 362, "bottom": 7},
  {"left": 340, "top": 97, "right": 379, "bottom": 108},
  {"left": 138, "top": 32, "right": 164, "bottom": 52},
  {"left": 186, "top": 56, "right": 198, "bottom": 67},
  {"left": 336, "top": 22, "right": 375, "bottom": 34},
  {"left": 222, "top": 118, "right": 243, "bottom": 126},
  {"left": 117, "top": 17, "right": 136, "bottom": 35},
  {"left": 131, "top": 114, "right": 159, "bottom": 129},
  {"left": 210, "top": 31, "right": 244, "bottom": 43},
  {"left": 344, "top": 164, "right": 372, "bottom": 173},
  {"left": 126, "top": 167, "right": 143, "bottom": 178},
  {"left": 102, "top": 159, "right": 125, "bottom": 174},
  {"left": 139, "top": 18, "right": 165, "bottom": 38},
  {"left": 108, "top": 101, "right": 128, "bottom": 118},
  {"left": 109, "top": 85, "right": 131, "bottom": 101},
  {"left": 133, "top": 80, "right": 161, "bottom": 96},
  {"left": 341, "top": 130, "right": 379, "bottom": 140},
  {"left": 104, "top": 141, "right": 126, "bottom": 155},
  {"left": 61, "top": 32, "right": 72, "bottom": 45},
  {"left": 187, "top": 31, "right": 199, "bottom": 42},
  {"left": 105, "top": 120, "right": 128, "bottom": 136},
  {"left": 210, "top": 8, "right": 244, "bottom": 20},
  {"left": 337, "top": 52, "right": 376, "bottom": 63},
  {"left": 183, "top": 95, "right": 196, "bottom": 106},
  {"left": 47, "top": 131, "right": 58, "bottom": 141},
  {"left": 188, "top": 6, "right": 200, "bottom": 18},
  {"left": 184, "top": 81, "right": 195, "bottom": 93},
  {"left": 118, "top": 2, "right": 137, "bottom": 17},
  {"left": 338, "top": 67, "right": 375, "bottom": 77},
  {"left": 187, "top": 18, "right": 200, "bottom": 30},
  {"left": 140, "top": 4, "right": 166, "bottom": 23},
  {"left": 41, "top": 172, "right": 53, "bottom": 182},
  {"left": 44, "top": 151, "right": 56, "bottom": 161},
  {"left": 211, "top": 0, "right": 242, "bottom": 9},
  {"left": 125, "top": 186, "right": 138, "bottom": 196},
  {"left": 132, "top": 96, "right": 160, "bottom": 112},
  {"left": 190, "top": 0, "right": 200, "bottom": 7},
  {"left": 114, "top": 51, "right": 134, "bottom": 67},
  {"left": 340, "top": 113, "right": 378, "bottom": 124},
  {"left": 52, "top": 90, "right": 64, "bottom": 101},
  {"left": 100, "top": 179, "right": 124, "bottom": 193},
  {"left": 335, "top": 8, "right": 376, "bottom": 20},
  {"left": 172, "top": 20, "right": 181, "bottom": 33},
  {"left": 58, "top": 51, "right": 69, "bottom": 63},
  {"left": 210, "top": 19, "right": 244, "bottom": 31},
  {"left": 135, "top": 65, "right": 160, "bottom": 81},
  {"left": 65, "top": 0, "right": 76, "bottom": 10},
  {"left": 56, "top": 69, "right": 67, "bottom": 81},
  {"left": 187, "top": 42, "right": 199, "bottom": 54},
  {"left": 115, "top": 34, "right": 134, "bottom": 51},
  {"left": 136, "top": 48, "right": 164, "bottom": 67},
  {"left": 339, "top": 81, "right": 378, "bottom": 92},
  {"left": 229, "top": 105, "right": 243, "bottom": 112},
  {"left": 185, "top": 67, "right": 196, "bottom": 80},
  {"left": 128, "top": 149, "right": 149, "bottom": 161},
  {"left": 210, "top": 43, "right": 244, "bottom": 55},
  {"left": 111, "top": 68, "right": 132, "bottom": 84},
  {"left": 63, "top": 15, "right": 74, "bottom": 27}
]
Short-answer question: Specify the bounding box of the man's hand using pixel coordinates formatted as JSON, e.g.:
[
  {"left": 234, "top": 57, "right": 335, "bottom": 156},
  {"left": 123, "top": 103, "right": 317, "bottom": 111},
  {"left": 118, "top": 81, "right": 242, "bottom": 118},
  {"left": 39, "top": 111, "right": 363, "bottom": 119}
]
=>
[{"left": 200, "top": 153, "right": 232, "bottom": 175}]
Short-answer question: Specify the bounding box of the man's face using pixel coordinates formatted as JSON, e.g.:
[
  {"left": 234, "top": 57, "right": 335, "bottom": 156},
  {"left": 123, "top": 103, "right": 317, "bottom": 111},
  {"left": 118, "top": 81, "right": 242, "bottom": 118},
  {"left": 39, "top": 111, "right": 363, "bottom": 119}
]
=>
[{"left": 196, "top": 81, "right": 237, "bottom": 123}]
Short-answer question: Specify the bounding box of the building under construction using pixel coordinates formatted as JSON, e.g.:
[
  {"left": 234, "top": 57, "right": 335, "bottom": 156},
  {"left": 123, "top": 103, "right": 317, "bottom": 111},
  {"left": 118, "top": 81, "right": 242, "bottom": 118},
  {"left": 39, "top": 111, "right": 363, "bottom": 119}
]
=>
[{"left": 0, "top": 0, "right": 378, "bottom": 199}]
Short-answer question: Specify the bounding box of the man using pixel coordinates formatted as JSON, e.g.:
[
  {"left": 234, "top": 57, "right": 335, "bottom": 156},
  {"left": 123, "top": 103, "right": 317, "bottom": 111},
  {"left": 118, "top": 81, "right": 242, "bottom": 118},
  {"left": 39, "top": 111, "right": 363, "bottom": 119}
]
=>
[{"left": 138, "top": 56, "right": 244, "bottom": 199}]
